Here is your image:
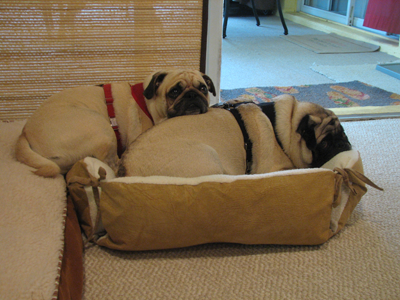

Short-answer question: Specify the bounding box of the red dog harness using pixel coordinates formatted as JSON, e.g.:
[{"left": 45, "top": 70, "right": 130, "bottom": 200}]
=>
[
  {"left": 131, "top": 83, "right": 154, "bottom": 123},
  {"left": 103, "top": 83, "right": 153, "bottom": 157}
]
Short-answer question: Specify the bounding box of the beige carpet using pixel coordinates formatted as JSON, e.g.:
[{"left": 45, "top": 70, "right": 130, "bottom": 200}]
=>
[
  {"left": 221, "top": 16, "right": 399, "bottom": 90},
  {"left": 0, "top": 121, "right": 67, "bottom": 300},
  {"left": 82, "top": 118, "right": 400, "bottom": 300}
]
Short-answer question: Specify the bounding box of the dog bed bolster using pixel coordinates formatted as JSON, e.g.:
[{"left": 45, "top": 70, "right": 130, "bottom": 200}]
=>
[{"left": 67, "top": 150, "right": 371, "bottom": 251}]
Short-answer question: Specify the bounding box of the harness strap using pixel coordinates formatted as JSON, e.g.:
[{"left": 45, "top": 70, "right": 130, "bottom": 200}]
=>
[
  {"left": 215, "top": 102, "right": 253, "bottom": 174},
  {"left": 131, "top": 83, "right": 154, "bottom": 124},
  {"left": 257, "top": 102, "right": 283, "bottom": 150},
  {"left": 103, "top": 84, "right": 123, "bottom": 157}
]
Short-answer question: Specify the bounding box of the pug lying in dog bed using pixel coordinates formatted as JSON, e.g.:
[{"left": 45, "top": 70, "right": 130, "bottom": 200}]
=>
[
  {"left": 65, "top": 94, "right": 382, "bottom": 251},
  {"left": 15, "top": 69, "right": 215, "bottom": 177},
  {"left": 118, "top": 95, "right": 351, "bottom": 177}
]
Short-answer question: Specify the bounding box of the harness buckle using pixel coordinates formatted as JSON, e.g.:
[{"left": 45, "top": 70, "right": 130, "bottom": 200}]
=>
[{"left": 110, "top": 117, "right": 118, "bottom": 128}]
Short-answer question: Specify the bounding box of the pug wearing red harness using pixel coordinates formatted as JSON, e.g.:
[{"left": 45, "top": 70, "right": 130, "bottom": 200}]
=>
[{"left": 15, "top": 69, "right": 215, "bottom": 177}]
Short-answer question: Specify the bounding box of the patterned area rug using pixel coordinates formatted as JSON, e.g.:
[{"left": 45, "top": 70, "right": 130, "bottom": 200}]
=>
[{"left": 220, "top": 81, "right": 400, "bottom": 109}]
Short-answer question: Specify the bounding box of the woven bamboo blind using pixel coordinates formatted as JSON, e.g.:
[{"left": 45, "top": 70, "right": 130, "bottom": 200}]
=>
[{"left": 0, "top": 1, "right": 205, "bottom": 120}]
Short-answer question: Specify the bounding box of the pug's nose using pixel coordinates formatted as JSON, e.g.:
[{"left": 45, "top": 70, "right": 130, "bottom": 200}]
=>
[{"left": 186, "top": 91, "right": 198, "bottom": 99}]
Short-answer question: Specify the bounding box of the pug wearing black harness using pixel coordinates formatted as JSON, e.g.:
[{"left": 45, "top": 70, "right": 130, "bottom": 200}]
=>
[{"left": 119, "top": 95, "right": 351, "bottom": 177}]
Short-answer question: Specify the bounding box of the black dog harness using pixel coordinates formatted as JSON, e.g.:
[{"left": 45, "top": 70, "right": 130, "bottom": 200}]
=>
[
  {"left": 214, "top": 101, "right": 283, "bottom": 174},
  {"left": 257, "top": 102, "right": 284, "bottom": 149},
  {"left": 214, "top": 101, "right": 254, "bottom": 174}
]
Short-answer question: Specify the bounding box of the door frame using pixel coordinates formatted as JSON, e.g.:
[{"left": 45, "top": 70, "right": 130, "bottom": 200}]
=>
[
  {"left": 204, "top": 0, "right": 223, "bottom": 105},
  {"left": 298, "top": 0, "right": 393, "bottom": 37},
  {"left": 299, "top": 0, "right": 356, "bottom": 25}
]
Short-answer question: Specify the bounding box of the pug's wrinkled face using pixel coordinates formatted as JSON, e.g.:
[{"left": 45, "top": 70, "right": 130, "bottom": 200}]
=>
[
  {"left": 143, "top": 69, "right": 216, "bottom": 122},
  {"left": 297, "top": 110, "right": 352, "bottom": 168}
]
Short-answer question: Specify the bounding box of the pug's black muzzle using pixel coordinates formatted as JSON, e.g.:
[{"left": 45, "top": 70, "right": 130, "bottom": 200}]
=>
[
  {"left": 311, "top": 130, "right": 352, "bottom": 168},
  {"left": 168, "top": 90, "right": 209, "bottom": 118}
]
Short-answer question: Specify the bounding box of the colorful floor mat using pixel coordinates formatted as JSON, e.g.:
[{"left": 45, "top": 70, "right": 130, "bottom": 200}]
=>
[{"left": 220, "top": 81, "right": 400, "bottom": 109}]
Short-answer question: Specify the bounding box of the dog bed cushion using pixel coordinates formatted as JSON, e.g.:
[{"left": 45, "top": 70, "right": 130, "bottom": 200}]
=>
[{"left": 67, "top": 150, "right": 371, "bottom": 251}]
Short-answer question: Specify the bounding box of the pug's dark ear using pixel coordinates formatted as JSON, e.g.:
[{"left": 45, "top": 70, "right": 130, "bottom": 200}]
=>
[
  {"left": 297, "top": 115, "right": 317, "bottom": 150},
  {"left": 202, "top": 74, "right": 216, "bottom": 96},
  {"left": 143, "top": 72, "right": 167, "bottom": 100}
]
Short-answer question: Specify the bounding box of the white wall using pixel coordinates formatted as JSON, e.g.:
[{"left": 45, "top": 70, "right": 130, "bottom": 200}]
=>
[{"left": 205, "top": 0, "right": 223, "bottom": 105}]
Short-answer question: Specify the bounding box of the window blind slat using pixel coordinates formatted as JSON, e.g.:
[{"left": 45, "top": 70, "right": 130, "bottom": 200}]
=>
[{"left": 0, "top": 0, "right": 204, "bottom": 120}]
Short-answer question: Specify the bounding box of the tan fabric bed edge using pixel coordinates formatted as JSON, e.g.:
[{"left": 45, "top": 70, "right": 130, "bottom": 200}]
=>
[{"left": 66, "top": 150, "right": 378, "bottom": 252}]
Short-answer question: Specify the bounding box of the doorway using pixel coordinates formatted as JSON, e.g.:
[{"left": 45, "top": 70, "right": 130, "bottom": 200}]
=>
[{"left": 299, "top": 0, "right": 370, "bottom": 28}]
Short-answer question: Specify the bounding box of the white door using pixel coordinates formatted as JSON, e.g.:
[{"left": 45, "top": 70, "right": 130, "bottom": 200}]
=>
[{"left": 299, "top": 0, "right": 370, "bottom": 28}]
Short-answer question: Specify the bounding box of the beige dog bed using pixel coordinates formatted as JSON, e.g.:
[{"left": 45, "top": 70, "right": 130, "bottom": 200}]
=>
[{"left": 67, "top": 150, "right": 380, "bottom": 251}]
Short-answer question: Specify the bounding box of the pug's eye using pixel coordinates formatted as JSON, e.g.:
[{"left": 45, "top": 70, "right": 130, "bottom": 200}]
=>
[
  {"left": 320, "top": 141, "right": 329, "bottom": 149},
  {"left": 200, "top": 85, "right": 208, "bottom": 94},
  {"left": 168, "top": 88, "right": 181, "bottom": 99}
]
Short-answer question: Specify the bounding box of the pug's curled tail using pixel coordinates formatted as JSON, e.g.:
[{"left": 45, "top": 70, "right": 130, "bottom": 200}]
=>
[{"left": 15, "top": 132, "right": 61, "bottom": 177}]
